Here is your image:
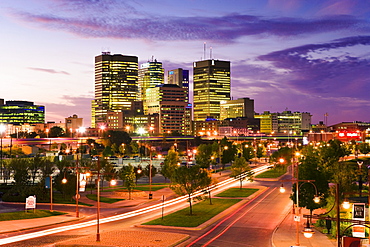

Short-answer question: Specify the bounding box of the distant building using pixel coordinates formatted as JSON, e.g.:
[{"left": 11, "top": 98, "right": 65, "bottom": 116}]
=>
[
  {"left": 220, "top": 98, "right": 255, "bottom": 120},
  {"left": 65, "top": 114, "right": 83, "bottom": 131},
  {"left": 193, "top": 117, "right": 219, "bottom": 136},
  {"left": 0, "top": 99, "right": 45, "bottom": 125},
  {"left": 277, "top": 111, "right": 311, "bottom": 134},
  {"left": 193, "top": 59, "right": 230, "bottom": 121},
  {"left": 221, "top": 117, "right": 260, "bottom": 133},
  {"left": 254, "top": 112, "right": 278, "bottom": 134},
  {"left": 167, "top": 68, "right": 189, "bottom": 102},
  {"left": 92, "top": 52, "right": 139, "bottom": 128},
  {"left": 146, "top": 84, "right": 189, "bottom": 135},
  {"left": 254, "top": 111, "right": 311, "bottom": 134}
]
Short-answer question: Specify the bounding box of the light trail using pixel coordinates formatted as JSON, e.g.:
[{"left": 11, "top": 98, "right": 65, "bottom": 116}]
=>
[{"left": 0, "top": 164, "right": 270, "bottom": 245}]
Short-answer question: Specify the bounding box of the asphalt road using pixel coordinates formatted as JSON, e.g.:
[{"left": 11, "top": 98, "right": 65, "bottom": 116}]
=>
[{"left": 177, "top": 180, "right": 292, "bottom": 247}]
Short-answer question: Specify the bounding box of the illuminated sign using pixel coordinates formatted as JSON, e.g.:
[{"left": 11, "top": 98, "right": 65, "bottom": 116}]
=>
[{"left": 338, "top": 131, "right": 360, "bottom": 139}]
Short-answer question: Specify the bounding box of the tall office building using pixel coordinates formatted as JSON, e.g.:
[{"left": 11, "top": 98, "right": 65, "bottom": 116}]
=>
[
  {"left": 146, "top": 84, "right": 188, "bottom": 135},
  {"left": 193, "top": 59, "right": 230, "bottom": 121},
  {"left": 168, "top": 68, "right": 189, "bottom": 102},
  {"left": 0, "top": 99, "right": 45, "bottom": 125},
  {"left": 138, "top": 60, "right": 164, "bottom": 114},
  {"left": 92, "top": 52, "right": 138, "bottom": 128}
]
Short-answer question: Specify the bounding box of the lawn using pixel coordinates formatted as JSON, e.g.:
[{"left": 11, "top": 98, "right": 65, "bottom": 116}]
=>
[
  {"left": 102, "top": 184, "right": 168, "bottom": 192},
  {"left": 255, "top": 167, "right": 286, "bottom": 178},
  {"left": 142, "top": 198, "right": 241, "bottom": 227},
  {"left": 86, "top": 194, "right": 125, "bottom": 203},
  {"left": 216, "top": 188, "right": 259, "bottom": 197},
  {"left": 0, "top": 210, "right": 66, "bottom": 221}
]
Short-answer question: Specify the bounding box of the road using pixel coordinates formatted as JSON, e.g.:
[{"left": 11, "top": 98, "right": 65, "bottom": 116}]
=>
[
  {"left": 182, "top": 180, "right": 291, "bottom": 246},
  {"left": 0, "top": 165, "right": 291, "bottom": 247}
]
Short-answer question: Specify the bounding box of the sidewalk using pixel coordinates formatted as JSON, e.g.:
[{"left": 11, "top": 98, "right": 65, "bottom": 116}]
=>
[{"left": 272, "top": 208, "right": 336, "bottom": 247}]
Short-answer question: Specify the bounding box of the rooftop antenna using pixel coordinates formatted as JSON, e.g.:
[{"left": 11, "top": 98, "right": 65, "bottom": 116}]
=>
[
  {"left": 203, "top": 42, "right": 206, "bottom": 61},
  {"left": 210, "top": 46, "right": 213, "bottom": 59},
  {"left": 324, "top": 113, "right": 328, "bottom": 126}
]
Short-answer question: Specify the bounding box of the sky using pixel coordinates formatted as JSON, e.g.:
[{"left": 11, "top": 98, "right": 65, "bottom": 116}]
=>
[{"left": 1, "top": 0, "right": 370, "bottom": 127}]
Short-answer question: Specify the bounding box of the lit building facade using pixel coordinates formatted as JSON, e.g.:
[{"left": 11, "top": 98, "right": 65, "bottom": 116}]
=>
[
  {"left": 0, "top": 99, "right": 45, "bottom": 125},
  {"left": 193, "top": 59, "right": 230, "bottom": 121},
  {"left": 138, "top": 60, "right": 164, "bottom": 114},
  {"left": 220, "top": 97, "right": 254, "bottom": 120},
  {"left": 277, "top": 111, "right": 311, "bottom": 134},
  {"left": 92, "top": 52, "right": 138, "bottom": 128},
  {"left": 254, "top": 112, "right": 278, "bottom": 134},
  {"left": 146, "top": 84, "right": 188, "bottom": 135}
]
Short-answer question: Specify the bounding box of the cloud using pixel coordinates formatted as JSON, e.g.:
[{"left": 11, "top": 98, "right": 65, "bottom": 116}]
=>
[
  {"left": 257, "top": 36, "right": 370, "bottom": 99},
  {"left": 41, "top": 95, "right": 92, "bottom": 125},
  {"left": 28, "top": 67, "right": 70, "bottom": 75},
  {"left": 10, "top": 7, "right": 369, "bottom": 42}
]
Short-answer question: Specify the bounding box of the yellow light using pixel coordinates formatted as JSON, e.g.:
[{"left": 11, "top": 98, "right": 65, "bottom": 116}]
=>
[
  {"left": 110, "top": 179, "right": 117, "bottom": 186},
  {"left": 303, "top": 228, "right": 315, "bottom": 239},
  {"left": 313, "top": 196, "right": 320, "bottom": 203},
  {"left": 342, "top": 200, "right": 351, "bottom": 209},
  {"left": 62, "top": 178, "right": 67, "bottom": 184},
  {"left": 279, "top": 158, "right": 285, "bottom": 163},
  {"left": 279, "top": 185, "right": 285, "bottom": 193}
]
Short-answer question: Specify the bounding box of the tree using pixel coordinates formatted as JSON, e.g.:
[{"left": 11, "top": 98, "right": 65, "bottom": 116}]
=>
[
  {"left": 123, "top": 165, "right": 136, "bottom": 200},
  {"left": 50, "top": 126, "right": 65, "bottom": 137},
  {"left": 230, "top": 157, "right": 253, "bottom": 189},
  {"left": 195, "top": 144, "right": 213, "bottom": 168},
  {"left": 161, "top": 148, "right": 180, "bottom": 180},
  {"left": 170, "top": 165, "right": 212, "bottom": 215},
  {"left": 292, "top": 146, "right": 329, "bottom": 214},
  {"left": 241, "top": 142, "right": 255, "bottom": 161},
  {"left": 9, "top": 158, "right": 30, "bottom": 186},
  {"left": 359, "top": 143, "right": 370, "bottom": 156},
  {"left": 105, "top": 130, "right": 132, "bottom": 148},
  {"left": 143, "top": 164, "right": 157, "bottom": 182}
]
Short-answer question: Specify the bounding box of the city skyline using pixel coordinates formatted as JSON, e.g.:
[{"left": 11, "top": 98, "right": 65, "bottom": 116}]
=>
[{"left": 1, "top": 0, "right": 370, "bottom": 127}]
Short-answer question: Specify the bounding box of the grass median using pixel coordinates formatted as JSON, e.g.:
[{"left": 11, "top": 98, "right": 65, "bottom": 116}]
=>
[
  {"left": 0, "top": 210, "right": 66, "bottom": 221},
  {"left": 142, "top": 198, "right": 241, "bottom": 227},
  {"left": 255, "top": 167, "right": 286, "bottom": 178},
  {"left": 86, "top": 194, "right": 125, "bottom": 203},
  {"left": 216, "top": 188, "right": 259, "bottom": 197}
]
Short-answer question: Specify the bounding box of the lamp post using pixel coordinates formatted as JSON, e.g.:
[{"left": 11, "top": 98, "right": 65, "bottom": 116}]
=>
[
  {"left": 357, "top": 160, "right": 363, "bottom": 197},
  {"left": 0, "top": 124, "right": 6, "bottom": 182}
]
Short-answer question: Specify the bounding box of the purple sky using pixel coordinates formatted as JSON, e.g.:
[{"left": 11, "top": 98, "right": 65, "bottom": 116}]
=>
[{"left": 1, "top": 0, "right": 369, "bottom": 127}]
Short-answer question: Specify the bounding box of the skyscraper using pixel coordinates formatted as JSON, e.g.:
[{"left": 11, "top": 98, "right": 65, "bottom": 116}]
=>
[
  {"left": 168, "top": 68, "right": 189, "bottom": 102},
  {"left": 193, "top": 59, "right": 230, "bottom": 121},
  {"left": 92, "top": 52, "right": 138, "bottom": 128},
  {"left": 138, "top": 59, "right": 164, "bottom": 114}
]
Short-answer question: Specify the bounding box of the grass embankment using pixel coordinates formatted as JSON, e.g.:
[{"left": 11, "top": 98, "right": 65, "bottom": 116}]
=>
[
  {"left": 0, "top": 210, "right": 66, "bottom": 221},
  {"left": 143, "top": 198, "right": 241, "bottom": 227},
  {"left": 255, "top": 167, "right": 286, "bottom": 178},
  {"left": 52, "top": 193, "right": 94, "bottom": 206},
  {"left": 216, "top": 188, "right": 259, "bottom": 197},
  {"left": 86, "top": 194, "right": 125, "bottom": 203}
]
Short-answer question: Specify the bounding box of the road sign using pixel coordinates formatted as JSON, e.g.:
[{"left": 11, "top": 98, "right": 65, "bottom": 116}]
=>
[
  {"left": 294, "top": 215, "right": 300, "bottom": 222},
  {"left": 25, "top": 196, "right": 36, "bottom": 209}
]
